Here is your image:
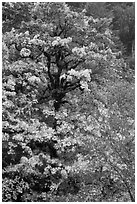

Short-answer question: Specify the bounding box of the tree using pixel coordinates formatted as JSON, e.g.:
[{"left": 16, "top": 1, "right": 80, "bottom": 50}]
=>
[
  {"left": 112, "top": 3, "right": 135, "bottom": 56},
  {"left": 85, "top": 2, "right": 111, "bottom": 18},
  {"left": 2, "top": 2, "right": 33, "bottom": 33},
  {"left": 2, "top": 2, "right": 134, "bottom": 202}
]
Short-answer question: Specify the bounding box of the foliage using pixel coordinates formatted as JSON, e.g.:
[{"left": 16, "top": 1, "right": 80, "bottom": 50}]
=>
[
  {"left": 85, "top": 2, "right": 111, "bottom": 18},
  {"left": 112, "top": 3, "right": 135, "bottom": 56},
  {"left": 2, "top": 2, "right": 33, "bottom": 33},
  {"left": 2, "top": 2, "right": 135, "bottom": 202},
  {"left": 83, "top": 2, "right": 135, "bottom": 57}
]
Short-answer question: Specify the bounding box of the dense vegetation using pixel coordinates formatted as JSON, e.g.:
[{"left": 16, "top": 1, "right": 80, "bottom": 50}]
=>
[{"left": 2, "top": 2, "right": 135, "bottom": 202}]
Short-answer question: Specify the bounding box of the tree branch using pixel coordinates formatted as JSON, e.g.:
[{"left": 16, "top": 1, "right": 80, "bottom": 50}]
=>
[
  {"left": 64, "top": 79, "right": 81, "bottom": 92},
  {"left": 44, "top": 51, "right": 54, "bottom": 87},
  {"left": 69, "top": 59, "right": 85, "bottom": 70}
]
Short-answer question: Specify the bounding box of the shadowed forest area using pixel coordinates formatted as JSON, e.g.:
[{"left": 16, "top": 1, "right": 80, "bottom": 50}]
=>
[{"left": 2, "top": 2, "right": 135, "bottom": 202}]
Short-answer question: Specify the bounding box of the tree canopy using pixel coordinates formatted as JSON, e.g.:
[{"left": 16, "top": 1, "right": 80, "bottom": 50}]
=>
[{"left": 2, "top": 2, "right": 135, "bottom": 202}]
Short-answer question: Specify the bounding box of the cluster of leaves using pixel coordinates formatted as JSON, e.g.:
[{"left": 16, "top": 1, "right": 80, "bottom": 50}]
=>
[
  {"left": 112, "top": 3, "right": 135, "bottom": 56},
  {"left": 2, "top": 2, "right": 134, "bottom": 202},
  {"left": 68, "top": 2, "right": 135, "bottom": 64},
  {"left": 2, "top": 2, "right": 33, "bottom": 33}
]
